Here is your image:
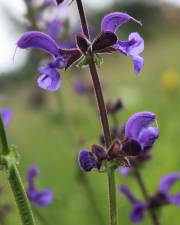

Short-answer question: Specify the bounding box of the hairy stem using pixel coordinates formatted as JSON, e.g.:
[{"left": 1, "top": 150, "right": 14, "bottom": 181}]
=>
[
  {"left": 134, "top": 167, "right": 160, "bottom": 225},
  {"left": 0, "top": 116, "right": 36, "bottom": 225},
  {"left": 75, "top": 1, "right": 117, "bottom": 225}
]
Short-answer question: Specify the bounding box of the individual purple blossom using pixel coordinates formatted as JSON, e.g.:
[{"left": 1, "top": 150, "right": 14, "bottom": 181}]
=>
[
  {"left": 119, "top": 185, "right": 146, "bottom": 223},
  {"left": 17, "top": 31, "right": 82, "bottom": 91},
  {"left": 101, "top": 12, "right": 144, "bottom": 74},
  {"left": 27, "top": 165, "right": 53, "bottom": 207},
  {"left": 125, "top": 112, "right": 159, "bottom": 151},
  {"left": 119, "top": 172, "right": 180, "bottom": 223},
  {"left": 17, "top": 31, "right": 66, "bottom": 92},
  {"left": 0, "top": 108, "right": 12, "bottom": 127}
]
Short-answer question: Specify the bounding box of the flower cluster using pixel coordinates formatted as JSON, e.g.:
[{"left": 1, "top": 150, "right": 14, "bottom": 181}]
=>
[
  {"left": 79, "top": 111, "right": 159, "bottom": 172},
  {"left": 27, "top": 165, "right": 53, "bottom": 207},
  {"left": 17, "top": 12, "right": 144, "bottom": 92},
  {"left": 119, "top": 173, "right": 180, "bottom": 223}
]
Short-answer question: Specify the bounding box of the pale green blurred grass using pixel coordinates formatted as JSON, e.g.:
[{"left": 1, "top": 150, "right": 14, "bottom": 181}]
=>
[{"left": 1, "top": 32, "right": 180, "bottom": 225}]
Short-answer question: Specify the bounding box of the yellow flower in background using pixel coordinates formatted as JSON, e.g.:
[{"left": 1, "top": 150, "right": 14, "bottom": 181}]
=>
[{"left": 161, "top": 69, "right": 179, "bottom": 92}]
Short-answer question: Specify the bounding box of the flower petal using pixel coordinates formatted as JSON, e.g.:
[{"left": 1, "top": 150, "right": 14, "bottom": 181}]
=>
[
  {"left": 119, "top": 185, "right": 139, "bottom": 204},
  {"left": 131, "top": 54, "right": 144, "bottom": 75},
  {"left": 159, "top": 173, "right": 180, "bottom": 194},
  {"left": 78, "top": 150, "right": 98, "bottom": 172},
  {"left": 130, "top": 203, "right": 146, "bottom": 224},
  {"left": 169, "top": 194, "right": 180, "bottom": 206},
  {"left": 138, "top": 127, "right": 159, "bottom": 150},
  {"left": 27, "top": 165, "right": 39, "bottom": 192},
  {"left": 117, "top": 32, "right": 144, "bottom": 56},
  {"left": 28, "top": 189, "right": 53, "bottom": 207},
  {"left": 17, "top": 31, "right": 59, "bottom": 57},
  {"left": 125, "top": 112, "right": 156, "bottom": 141},
  {"left": 101, "top": 12, "right": 142, "bottom": 33},
  {"left": 0, "top": 108, "right": 12, "bottom": 127},
  {"left": 37, "top": 67, "right": 61, "bottom": 92}
]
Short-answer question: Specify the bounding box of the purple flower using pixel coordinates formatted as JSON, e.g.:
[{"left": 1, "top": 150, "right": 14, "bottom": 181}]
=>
[
  {"left": 101, "top": 12, "right": 144, "bottom": 74},
  {"left": 158, "top": 173, "right": 180, "bottom": 206},
  {"left": 78, "top": 150, "right": 98, "bottom": 172},
  {"left": 125, "top": 112, "right": 159, "bottom": 151},
  {"left": 119, "top": 185, "right": 146, "bottom": 223},
  {"left": 0, "top": 108, "right": 12, "bottom": 127},
  {"left": 27, "top": 165, "right": 53, "bottom": 207},
  {"left": 17, "top": 31, "right": 81, "bottom": 92}
]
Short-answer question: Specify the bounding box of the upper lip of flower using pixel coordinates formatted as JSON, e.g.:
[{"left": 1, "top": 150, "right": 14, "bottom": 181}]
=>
[{"left": 124, "top": 111, "right": 159, "bottom": 151}]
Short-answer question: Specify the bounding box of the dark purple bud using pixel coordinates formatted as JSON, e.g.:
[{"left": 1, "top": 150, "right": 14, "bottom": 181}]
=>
[
  {"left": 17, "top": 31, "right": 59, "bottom": 57},
  {"left": 91, "top": 144, "right": 107, "bottom": 161},
  {"left": 59, "top": 48, "right": 82, "bottom": 69},
  {"left": 107, "top": 139, "right": 122, "bottom": 160},
  {"left": 122, "top": 139, "right": 142, "bottom": 156},
  {"left": 106, "top": 99, "right": 123, "bottom": 114},
  {"left": 76, "top": 32, "right": 90, "bottom": 54},
  {"left": 92, "top": 31, "right": 117, "bottom": 53},
  {"left": 79, "top": 150, "right": 98, "bottom": 172}
]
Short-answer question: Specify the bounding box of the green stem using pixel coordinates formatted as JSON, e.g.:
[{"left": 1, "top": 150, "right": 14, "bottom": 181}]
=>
[
  {"left": 75, "top": 1, "right": 117, "bottom": 225},
  {"left": 0, "top": 116, "right": 36, "bottom": 225},
  {"left": 107, "top": 169, "right": 117, "bottom": 225}
]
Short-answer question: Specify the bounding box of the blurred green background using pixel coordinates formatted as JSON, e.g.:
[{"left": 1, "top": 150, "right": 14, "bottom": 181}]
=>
[{"left": 0, "top": 0, "right": 180, "bottom": 225}]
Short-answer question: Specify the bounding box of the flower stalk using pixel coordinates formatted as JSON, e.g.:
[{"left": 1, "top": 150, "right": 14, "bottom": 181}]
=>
[
  {"left": 0, "top": 116, "right": 36, "bottom": 225},
  {"left": 75, "top": 1, "right": 117, "bottom": 225}
]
